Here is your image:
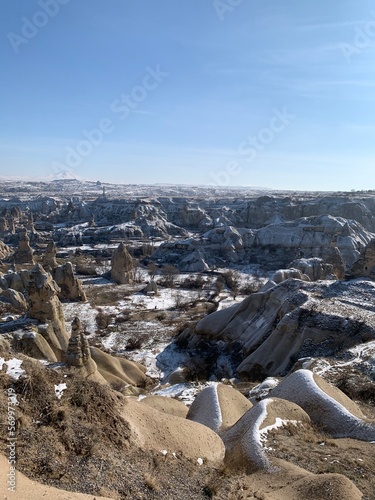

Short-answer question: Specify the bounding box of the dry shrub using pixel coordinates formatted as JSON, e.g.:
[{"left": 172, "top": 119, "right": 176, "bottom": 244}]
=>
[
  {"left": 144, "top": 472, "right": 161, "bottom": 491},
  {"left": 335, "top": 373, "right": 375, "bottom": 406}
]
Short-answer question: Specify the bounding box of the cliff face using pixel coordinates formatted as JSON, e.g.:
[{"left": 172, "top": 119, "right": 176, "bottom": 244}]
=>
[{"left": 153, "top": 215, "right": 373, "bottom": 273}]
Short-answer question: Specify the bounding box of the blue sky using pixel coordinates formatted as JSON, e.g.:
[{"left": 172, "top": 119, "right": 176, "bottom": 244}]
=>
[{"left": 1, "top": 0, "right": 375, "bottom": 190}]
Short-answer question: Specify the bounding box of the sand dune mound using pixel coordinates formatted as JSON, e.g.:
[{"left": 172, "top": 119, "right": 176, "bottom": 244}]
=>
[
  {"left": 247, "top": 458, "right": 363, "bottom": 500},
  {"left": 269, "top": 369, "right": 375, "bottom": 441},
  {"left": 265, "top": 470, "right": 363, "bottom": 500},
  {"left": 122, "top": 397, "right": 225, "bottom": 463},
  {"left": 222, "top": 397, "right": 310, "bottom": 472},
  {"left": 90, "top": 346, "right": 148, "bottom": 387},
  {"left": 140, "top": 394, "right": 189, "bottom": 418},
  {"left": 186, "top": 383, "right": 252, "bottom": 434}
]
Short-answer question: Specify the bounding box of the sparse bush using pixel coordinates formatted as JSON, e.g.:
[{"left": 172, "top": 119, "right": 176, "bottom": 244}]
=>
[
  {"left": 336, "top": 374, "right": 375, "bottom": 406},
  {"left": 125, "top": 337, "right": 143, "bottom": 350},
  {"left": 160, "top": 264, "right": 179, "bottom": 288},
  {"left": 183, "top": 275, "right": 205, "bottom": 289},
  {"left": 144, "top": 472, "right": 161, "bottom": 491},
  {"left": 213, "top": 276, "right": 225, "bottom": 297}
]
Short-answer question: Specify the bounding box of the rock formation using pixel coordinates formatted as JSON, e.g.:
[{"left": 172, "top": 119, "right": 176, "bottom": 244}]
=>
[
  {"left": 222, "top": 397, "right": 310, "bottom": 472},
  {"left": 0, "top": 240, "right": 12, "bottom": 260},
  {"left": 26, "top": 264, "right": 69, "bottom": 359},
  {"left": 178, "top": 278, "right": 375, "bottom": 379},
  {"left": 13, "top": 229, "right": 35, "bottom": 265},
  {"left": 111, "top": 242, "right": 134, "bottom": 284},
  {"left": 269, "top": 369, "right": 375, "bottom": 441},
  {"left": 43, "top": 240, "right": 58, "bottom": 271},
  {"left": 90, "top": 346, "right": 148, "bottom": 387},
  {"left": 142, "top": 280, "right": 158, "bottom": 295},
  {"left": 187, "top": 383, "right": 253, "bottom": 434},
  {"left": 351, "top": 239, "right": 375, "bottom": 278},
  {"left": 0, "top": 288, "right": 28, "bottom": 312},
  {"left": 153, "top": 215, "right": 371, "bottom": 273},
  {"left": 65, "top": 317, "right": 106, "bottom": 382},
  {"left": 0, "top": 218, "right": 8, "bottom": 236},
  {"left": 66, "top": 317, "right": 91, "bottom": 367},
  {"left": 0, "top": 270, "right": 28, "bottom": 292},
  {"left": 53, "top": 262, "right": 87, "bottom": 301}
]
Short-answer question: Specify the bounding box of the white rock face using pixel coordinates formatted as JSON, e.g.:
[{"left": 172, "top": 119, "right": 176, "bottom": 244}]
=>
[
  {"left": 269, "top": 369, "right": 375, "bottom": 441},
  {"left": 182, "top": 278, "right": 375, "bottom": 379}
]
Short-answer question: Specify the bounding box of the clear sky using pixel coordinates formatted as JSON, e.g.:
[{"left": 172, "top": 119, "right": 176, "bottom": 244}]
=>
[{"left": 1, "top": 0, "right": 375, "bottom": 190}]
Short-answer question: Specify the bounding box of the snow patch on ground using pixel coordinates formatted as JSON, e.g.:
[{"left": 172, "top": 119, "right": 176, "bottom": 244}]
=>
[
  {"left": 62, "top": 302, "right": 98, "bottom": 335},
  {"left": 151, "top": 381, "right": 219, "bottom": 407},
  {"left": 54, "top": 383, "right": 67, "bottom": 399},
  {"left": 0, "top": 357, "right": 25, "bottom": 380}
]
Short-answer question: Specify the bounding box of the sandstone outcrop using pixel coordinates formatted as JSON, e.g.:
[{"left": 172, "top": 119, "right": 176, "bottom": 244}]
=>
[
  {"left": 0, "top": 239, "right": 12, "bottom": 260},
  {"left": 178, "top": 279, "right": 375, "bottom": 379},
  {"left": 0, "top": 270, "right": 27, "bottom": 292},
  {"left": 0, "top": 288, "right": 28, "bottom": 312},
  {"left": 13, "top": 229, "right": 35, "bottom": 265},
  {"left": 269, "top": 369, "right": 375, "bottom": 441},
  {"left": 53, "top": 262, "right": 87, "bottom": 301},
  {"left": 187, "top": 383, "right": 252, "bottom": 434},
  {"left": 111, "top": 242, "right": 134, "bottom": 284},
  {"left": 153, "top": 215, "right": 371, "bottom": 273},
  {"left": 351, "top": 238, "right": 375, "bottom": 278},
  {"left": 26, "top": 264, "right": 69, "bottom": 359},
  {"left": 140, "top": 395, "right": 189, "bottom": 418},
  {"left": 90, "top": 346, "right": 148, "bottom": 387},
  {"left": 222, "top": 397, "right": 310, "bottom": 472},
  {"left": 66, "top": 317, "right": 106, "bottom": 383},
  {"left": 42, "top": 240, "right": 58, "bottom": 271},
  {"left": 122, "top": 397, "right": 225, "bottom": 464}
]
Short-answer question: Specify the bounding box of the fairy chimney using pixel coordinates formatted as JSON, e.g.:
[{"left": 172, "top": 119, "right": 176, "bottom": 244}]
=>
[
  {"left": 43, "top": 240, "right": 58, "bottom": 271},
  {"left": 27, "top": 264, "right": 69, "bottom": 357},
  {"left": 53, "top": 261, "right": 87, "bottom": 301},
  {"left": 111, "top": 243, "right": 134, "bottom": 284},
  {"left": 13, "top": 229, "right": 35, "bottom": 265}
]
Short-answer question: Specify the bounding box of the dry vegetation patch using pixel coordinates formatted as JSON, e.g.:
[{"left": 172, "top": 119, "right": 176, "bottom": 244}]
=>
[{"left": 265, "top": 422, "right": 375, "bottom": 500}]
